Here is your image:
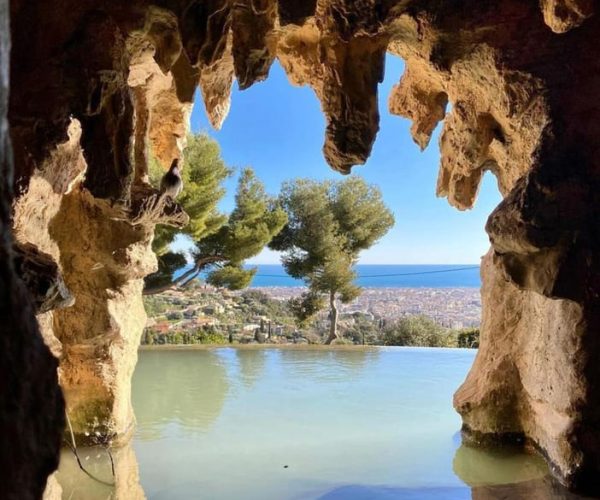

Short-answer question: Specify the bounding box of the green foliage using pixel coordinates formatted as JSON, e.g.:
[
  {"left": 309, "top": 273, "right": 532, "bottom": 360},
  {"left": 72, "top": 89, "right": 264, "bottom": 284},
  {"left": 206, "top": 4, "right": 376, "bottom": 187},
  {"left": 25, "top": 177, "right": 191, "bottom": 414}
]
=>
[
  {"left": 330, "top": 338, "right": 354, "bottom": 346},
  {"left": 288, "top": 291, "right": 326, "bottom": 326},
  {"left": 238, "top": 290, "right": 296, "bottom": 325},
  {"left": 195, "top": 329, "right": 228, "bottom": 345},
  {"left": 141, "top": 285, "right": 479, "bottom": 348},
  {"left": 197, "top": 168, "right": 287, "bottom": 286},
  {"left": 271, "top": 177, "right": 394, "bottom": 336},
  {"left": 143, "top": 295, "right": 171, "bottom": 317},
  {"left": 456, "top": 328, "right": 480, "bottom": 348},
  {"left": 206, "top": 265, "right": 256, "bottom": 290},
  {"left": 141, "top": 327, "right": 228, "bottom": 345},
  {"left": 344, "top": 313, "right": 380, "bottom": 345},
  {"left": 148, "top": 134, "right": 230, "bottom": 255},
  {"left": 145, "top": 251, "right": 187, "bottom": 291},
  {"left": 196, "top": 169, "right": 287, "bottom": 265},
  {"left": 145, "top": 136, "right": 286, "bottom": 294},
  {"left": 381, "top": 315, "right": 456, "bottom": 347}
]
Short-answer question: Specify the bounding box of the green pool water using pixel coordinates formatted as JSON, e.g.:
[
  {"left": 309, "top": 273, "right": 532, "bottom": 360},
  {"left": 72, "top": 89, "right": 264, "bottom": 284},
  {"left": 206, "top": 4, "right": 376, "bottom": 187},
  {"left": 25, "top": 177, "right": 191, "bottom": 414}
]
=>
[{"left": 57, "top": 347, "right": 578, "bottom": 499}]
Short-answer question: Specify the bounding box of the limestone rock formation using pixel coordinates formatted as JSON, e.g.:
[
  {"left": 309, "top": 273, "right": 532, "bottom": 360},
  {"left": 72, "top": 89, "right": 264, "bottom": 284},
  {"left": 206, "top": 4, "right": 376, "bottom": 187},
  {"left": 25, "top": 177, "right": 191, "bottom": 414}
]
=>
[
  {"left": 12, "top": 242, "right": 74, "bottom": 314},
  {"left": 42, "top": 474, "right": 62, "bottom": 500},
  {"left": 3, "top": 0, "right": 600, "bottom": 496},
  {"left": 11, "top": 117, "right": 186, "bottom": 445},
  {"left": 540, "top": 0, "right": 595, "bottom": 33}
]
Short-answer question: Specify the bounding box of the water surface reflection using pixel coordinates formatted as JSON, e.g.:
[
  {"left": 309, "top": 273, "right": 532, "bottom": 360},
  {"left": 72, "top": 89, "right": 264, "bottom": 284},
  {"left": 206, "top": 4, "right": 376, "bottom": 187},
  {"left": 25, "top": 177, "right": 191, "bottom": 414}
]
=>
[
  {"left": 56, "top": 442, "right": 144, "bottom": 499},
  {"left": 235, "top": 348, "right": 268, "bottom": 388},
  {"left": 56, "top": 347, "right": 594, "bottom": 499},
  {"left": 132, "top": 349, "right": 229, "bottom": 439}
]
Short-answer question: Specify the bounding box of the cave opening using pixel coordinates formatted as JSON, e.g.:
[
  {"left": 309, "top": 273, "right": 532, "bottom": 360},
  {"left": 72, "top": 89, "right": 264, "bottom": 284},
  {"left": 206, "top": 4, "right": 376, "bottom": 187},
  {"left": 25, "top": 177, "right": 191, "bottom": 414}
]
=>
[
  {"left": 173, "top": 54, "right": 503, "bottom": 270},
  {"left": 2, "top": 1, "right": 600, "bottom": 498}
]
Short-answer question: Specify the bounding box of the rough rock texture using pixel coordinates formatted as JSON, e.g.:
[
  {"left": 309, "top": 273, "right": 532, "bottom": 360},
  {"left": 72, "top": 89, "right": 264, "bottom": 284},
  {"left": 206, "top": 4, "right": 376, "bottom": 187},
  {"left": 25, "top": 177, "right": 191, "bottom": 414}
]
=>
[
  {"left": 0, "top": 0, "right": 65, "bottom": 498},
  {"left": 4, "top": 0, "right": 600, "bottom": 495},
  {"left": 41, "top": 474, "right": 62, "bottom": 500},
  {"left": 11, "top": 118, "right": 186, "bottom": 446},
  {"left": 540, "top": 0, "right": 595, "bottom": 33},
  {"left": 12, "top": 242, "right": 74, "bottom": 314},
  {"left": 49, "top": 188, "right": 156, "bottom": 444},
  {"left": 454, "top": 252, "right": 588, "bottom": 477}
]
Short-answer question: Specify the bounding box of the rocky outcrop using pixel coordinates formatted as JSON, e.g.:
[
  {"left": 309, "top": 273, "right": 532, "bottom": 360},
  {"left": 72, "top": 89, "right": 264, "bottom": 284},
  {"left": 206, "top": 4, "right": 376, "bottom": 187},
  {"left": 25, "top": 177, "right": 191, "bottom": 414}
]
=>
[
  {"left": 3, "top": 0, "right": 600, "bottom": 495},
  {"left": 48, "top": 188, "right": 157, "bottom": 444},
  {"left": 12, "top": 118, "right": 186, "bottom": 445}
]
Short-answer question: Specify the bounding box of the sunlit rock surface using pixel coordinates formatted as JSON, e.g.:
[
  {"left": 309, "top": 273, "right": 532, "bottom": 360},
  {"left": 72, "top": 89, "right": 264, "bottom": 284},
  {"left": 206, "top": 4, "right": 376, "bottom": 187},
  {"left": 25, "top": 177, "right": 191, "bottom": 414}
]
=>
[
  {"left": 11, "top": 120, "right": 185, "bottom": 446},
  {"left": 3, "top": 0, "right": 600, "bottom": 494}
]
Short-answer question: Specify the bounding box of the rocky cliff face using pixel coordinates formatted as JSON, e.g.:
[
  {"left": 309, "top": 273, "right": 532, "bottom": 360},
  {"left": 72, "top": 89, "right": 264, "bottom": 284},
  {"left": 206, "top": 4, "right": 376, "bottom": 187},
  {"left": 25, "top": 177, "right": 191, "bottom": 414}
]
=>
[
  {"left": 0, "top": 1, "right": 64, "bottom": 499},
  {"left": 3, "top": 0, "right": 600, "bottom": 496}
]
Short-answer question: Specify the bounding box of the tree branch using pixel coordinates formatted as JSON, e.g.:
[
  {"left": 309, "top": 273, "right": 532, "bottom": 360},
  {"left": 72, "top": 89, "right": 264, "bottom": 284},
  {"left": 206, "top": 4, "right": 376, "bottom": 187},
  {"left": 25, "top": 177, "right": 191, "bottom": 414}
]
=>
[
  {"left": 179, "top": 270, "right": 201, "bottom": 289},
  {"left": 143, "top": 255, "right": 225, "bottom": 295}
]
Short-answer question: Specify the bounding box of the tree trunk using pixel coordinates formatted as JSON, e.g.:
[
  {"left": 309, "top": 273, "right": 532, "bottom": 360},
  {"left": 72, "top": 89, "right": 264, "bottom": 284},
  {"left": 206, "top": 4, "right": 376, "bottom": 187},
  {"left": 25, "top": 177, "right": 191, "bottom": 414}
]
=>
[
  {"left": 143, "top": 255, "right": 224, "bottom": 295},
  {"left": 325, "top": 290, "right": 338, "bottom": 344}
]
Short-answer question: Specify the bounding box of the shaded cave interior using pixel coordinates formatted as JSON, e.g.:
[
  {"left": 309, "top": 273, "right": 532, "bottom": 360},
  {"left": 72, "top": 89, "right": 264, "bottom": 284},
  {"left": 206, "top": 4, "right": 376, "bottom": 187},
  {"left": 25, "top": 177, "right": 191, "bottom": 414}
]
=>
[{"left": 1, "top": 0, "right": 600, "bottom": 498}]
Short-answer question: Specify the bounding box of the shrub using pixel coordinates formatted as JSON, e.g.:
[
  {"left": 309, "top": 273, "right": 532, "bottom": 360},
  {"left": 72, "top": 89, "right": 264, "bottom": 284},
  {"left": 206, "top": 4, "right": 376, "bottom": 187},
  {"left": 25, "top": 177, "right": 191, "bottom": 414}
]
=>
[
  {"left": 456, "top": 328, "right": 480, "bottom": 348},
  {"left": 331, "top": 338, "right": 354, "bottom": 346},
  {"left": 381, "top": 315, "right": 454, "bottom": 347},
  {"left": 196, "top": 332, "right": 229, "bottom": 344}
]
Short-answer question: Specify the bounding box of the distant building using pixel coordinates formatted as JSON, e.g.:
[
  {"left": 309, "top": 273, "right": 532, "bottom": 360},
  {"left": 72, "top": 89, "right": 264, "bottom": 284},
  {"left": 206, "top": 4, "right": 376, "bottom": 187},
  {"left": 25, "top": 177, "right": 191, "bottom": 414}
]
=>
[
  {"left": 183, "top": 308, "right": 198, "bottom": 319},
  {"left": 194, "top": 317, "right": 219, "bottom": 327},
  {"left": 202, "top": 304, "right": 224, "bottom": 315},
  {"left": 242, "top": 323, "right": 260, "bottom": 331},
  {"left": 153, "top": 321, "right": 172, "bottom": 334}
]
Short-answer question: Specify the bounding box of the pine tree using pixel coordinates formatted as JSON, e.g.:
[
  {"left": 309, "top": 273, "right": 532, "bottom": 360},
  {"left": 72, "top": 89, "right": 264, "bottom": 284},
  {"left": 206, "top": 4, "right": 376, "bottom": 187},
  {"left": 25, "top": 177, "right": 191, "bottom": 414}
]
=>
[
  {"left": 144, "top": 135, "right": 286, "bottom": 294},
  {"left": 270, "top": 177, "right": 394, "bottom": 343}
]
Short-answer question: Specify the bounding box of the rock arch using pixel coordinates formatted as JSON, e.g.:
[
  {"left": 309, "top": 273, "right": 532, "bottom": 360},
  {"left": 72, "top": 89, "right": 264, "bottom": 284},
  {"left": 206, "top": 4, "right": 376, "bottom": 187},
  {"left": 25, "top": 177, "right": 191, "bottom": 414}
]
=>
[{"left": 1, "top": 0, "right": 599, "bottom": 496}]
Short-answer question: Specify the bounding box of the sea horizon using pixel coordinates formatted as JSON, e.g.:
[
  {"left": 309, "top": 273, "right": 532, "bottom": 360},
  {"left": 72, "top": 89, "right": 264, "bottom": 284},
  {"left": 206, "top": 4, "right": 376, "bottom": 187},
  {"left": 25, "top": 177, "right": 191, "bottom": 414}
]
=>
[{"left": 232, "top": 263, "right": 482, "bottom": 288}]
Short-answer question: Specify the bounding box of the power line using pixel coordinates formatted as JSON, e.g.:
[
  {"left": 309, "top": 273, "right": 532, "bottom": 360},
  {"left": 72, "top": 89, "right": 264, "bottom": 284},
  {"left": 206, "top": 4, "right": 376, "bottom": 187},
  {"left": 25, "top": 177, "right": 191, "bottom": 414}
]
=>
[{"left": 253, "top": 266, "right": 479, "bottom": 279}]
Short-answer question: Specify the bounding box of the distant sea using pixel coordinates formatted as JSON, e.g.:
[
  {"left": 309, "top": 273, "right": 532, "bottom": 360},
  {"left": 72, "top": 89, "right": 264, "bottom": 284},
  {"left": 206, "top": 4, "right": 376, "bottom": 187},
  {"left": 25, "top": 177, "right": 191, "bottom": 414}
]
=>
[{"left": 242, "top": 264, "right": 481, "bottom": 288}]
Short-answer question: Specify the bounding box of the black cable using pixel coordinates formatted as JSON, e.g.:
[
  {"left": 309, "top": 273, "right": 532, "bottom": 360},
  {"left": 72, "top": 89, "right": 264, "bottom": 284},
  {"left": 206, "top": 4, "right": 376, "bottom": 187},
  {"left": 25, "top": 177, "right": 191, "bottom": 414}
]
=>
[{"left": 252, "top": 266, "right": 479, "bottom": 279}]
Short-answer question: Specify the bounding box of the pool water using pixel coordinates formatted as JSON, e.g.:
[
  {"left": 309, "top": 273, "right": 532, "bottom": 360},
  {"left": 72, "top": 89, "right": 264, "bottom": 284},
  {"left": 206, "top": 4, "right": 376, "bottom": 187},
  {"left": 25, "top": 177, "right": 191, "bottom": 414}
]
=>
[{"left": 57, "top": 347, "right": 581, "bottom": 499}]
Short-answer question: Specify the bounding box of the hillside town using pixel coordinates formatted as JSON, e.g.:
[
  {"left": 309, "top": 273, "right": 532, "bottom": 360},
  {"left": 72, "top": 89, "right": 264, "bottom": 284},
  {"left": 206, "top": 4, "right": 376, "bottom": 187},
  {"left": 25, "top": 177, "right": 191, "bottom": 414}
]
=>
[
  {"left": 253, "top": 287, "right": 481, "bottom": 329},
  {"left": 142, "top": 284, "right": 481, "bottom": 346}
]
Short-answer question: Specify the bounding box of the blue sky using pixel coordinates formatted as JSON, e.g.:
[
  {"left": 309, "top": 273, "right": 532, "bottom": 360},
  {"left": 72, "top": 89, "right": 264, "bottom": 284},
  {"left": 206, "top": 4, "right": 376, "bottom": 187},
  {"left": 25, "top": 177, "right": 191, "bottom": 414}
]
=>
[{"left": 184, "top": 55, "right": 501, "bottom": 265}]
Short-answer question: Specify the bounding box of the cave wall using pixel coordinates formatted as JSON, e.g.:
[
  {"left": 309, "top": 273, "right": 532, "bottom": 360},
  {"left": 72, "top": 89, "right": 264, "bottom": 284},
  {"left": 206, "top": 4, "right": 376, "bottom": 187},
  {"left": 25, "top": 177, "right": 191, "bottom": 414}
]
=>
[
  {"left": 0, "top": 0, "right": 65, "bottom": 499},
  {"left": 3, "top": 0, "right": 600, "bottom": 495},
  {"left": 9, "top": 4, "right": 189, "bottom": 446}
]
